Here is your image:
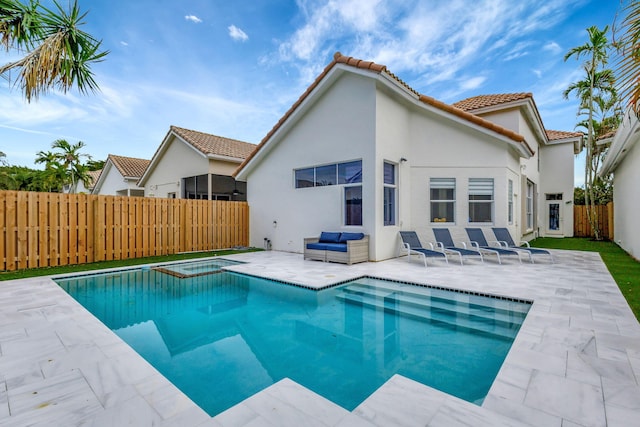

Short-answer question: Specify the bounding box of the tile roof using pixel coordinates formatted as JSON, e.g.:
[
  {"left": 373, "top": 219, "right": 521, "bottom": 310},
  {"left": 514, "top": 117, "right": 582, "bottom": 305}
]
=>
[
  {"left": 236, "top": 52, "right": 532, "bottom": 175},
  {"left": 452, "top": 93, "right": 533, "bottom": 111},
  {"left": 171, "top": 126, "right": 256, "bottom": 159},
  {"left": 596, "top": 130, "right": 616, "bottom": 141},
  {"left": 546, "top": 130, "right": 584, "bottom": 141},
  {"left": 108, "top": 155, "right": 151, "bottom": 178},
  {"left": 86, "top": 169, "right": 102, "bottom": 188}
]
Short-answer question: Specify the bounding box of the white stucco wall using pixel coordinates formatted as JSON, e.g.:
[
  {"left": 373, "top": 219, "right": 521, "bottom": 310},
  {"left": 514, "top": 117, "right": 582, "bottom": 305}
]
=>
[
  {"left": 245, "top": 72, "right": 376, "bottom": 254},
  {"left": 95, "top": 163, "right": 144, "bottom": 196},
  {"left": 539, "top": 142, "right": 575, "bottom": 237},
  {"left": 144, "top": 136, "right": 208, "bottom": 198},
  {"left": 612, "top": 138, "right": 640, "bottom": 259}
]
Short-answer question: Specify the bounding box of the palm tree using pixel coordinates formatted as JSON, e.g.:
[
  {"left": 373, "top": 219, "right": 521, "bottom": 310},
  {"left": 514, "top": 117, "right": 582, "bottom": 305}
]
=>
[
  {"left": 0, "top": 150, "right": 6, "bottom": 165},
  {"left": 0, "top": 0, "right": 108, "bottom": 102},
  {"left": 614, "top": 1, "right": 640, "bottom": 115},
  {"left": 50, "top": 139, "right": 91, "bottom": 193},
  {"left": 564, "top": 26, "right": 615, "bottom": 240}
]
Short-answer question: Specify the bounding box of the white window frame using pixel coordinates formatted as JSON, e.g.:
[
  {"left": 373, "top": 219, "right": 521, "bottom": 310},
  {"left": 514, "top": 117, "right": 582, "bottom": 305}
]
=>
[
  {"left": 383, "top": 161, "right": 397, "bottom": 226},
  {"left": 468, "top": 178, "right": 494, "bottom": 223},
  {"left": 508, "top": 179, "right": 513, "bottom": 225},
  {"left": 526, "top": 180, "right": 534, "bottom": 230},
  {"left": 430, "top": 178, "right": 456, "bottom": 223}
]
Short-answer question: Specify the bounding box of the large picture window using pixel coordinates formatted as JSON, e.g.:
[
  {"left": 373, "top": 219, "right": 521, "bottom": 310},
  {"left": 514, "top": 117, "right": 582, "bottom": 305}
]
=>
[
  {"left": 383, "top": 162, "right": 396, "bottom": 226},
  {"left": 295, "top": 160, "right": 362, "bottom": 188},
  {"left": 430, "top": 178, "right": 455, "bottom": 223},
  {"left": 468, "top": 178, "right": 494, "bottom": 223}
]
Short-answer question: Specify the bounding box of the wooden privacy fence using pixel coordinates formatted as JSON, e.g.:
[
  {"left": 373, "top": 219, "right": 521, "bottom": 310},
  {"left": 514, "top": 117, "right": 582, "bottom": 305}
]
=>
[
  {"left": 0, "top": 191, "right": 249, "bottom": 271},
  {"left": 574, "top": 202, "right": 613, "bottom": 240}
]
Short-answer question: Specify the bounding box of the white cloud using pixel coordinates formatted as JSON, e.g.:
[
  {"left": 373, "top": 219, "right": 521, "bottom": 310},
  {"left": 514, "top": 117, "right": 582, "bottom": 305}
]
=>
[
  {"left": 533, "top": 69, "right": 542, "bottom": 78},
  {"left": 275, "top": 0, "right": 585, "bottom": 88},
  {"left": 460, "top": 76, "right": 486, "bottom": 91},
  {"left": 543, "top": 41, "right": 562, "bottom": 54},
  {"left": 228, "top": 25, "right": 249, "bottom": 42},
  {"left": 120, "top": 41, "right": 129, "bottom": 46},
  {"left": 185, "top": 15, "right": 202, "bottom": 24}
]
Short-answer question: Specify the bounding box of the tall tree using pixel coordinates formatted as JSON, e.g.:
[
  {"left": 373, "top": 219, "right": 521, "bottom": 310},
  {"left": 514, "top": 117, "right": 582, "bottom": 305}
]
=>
[
  {"left": 0, "top": 150, "right": 6, "bottom": 165},
  {"left": 614, "top": 1, "right": 640, "bottom": 115},
  {"left": 0, "top": 0, "right": 108, "bottom": 102},
  {"left": 35, "top": 140, "right": 91, "bottom": 192},
  {"left": 564, "top": 26, "right": 616, "bottom": 240}
]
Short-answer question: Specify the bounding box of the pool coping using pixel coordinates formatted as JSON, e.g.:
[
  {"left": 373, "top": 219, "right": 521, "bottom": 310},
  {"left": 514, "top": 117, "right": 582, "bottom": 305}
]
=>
[{"left": 1, "top": 249, "right": 639, "bottom": 426}]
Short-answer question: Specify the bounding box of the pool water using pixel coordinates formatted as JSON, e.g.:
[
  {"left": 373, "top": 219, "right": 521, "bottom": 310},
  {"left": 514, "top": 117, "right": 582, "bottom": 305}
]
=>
[{"left": 55, "top": 266, "right": 530, "bottom": 417}]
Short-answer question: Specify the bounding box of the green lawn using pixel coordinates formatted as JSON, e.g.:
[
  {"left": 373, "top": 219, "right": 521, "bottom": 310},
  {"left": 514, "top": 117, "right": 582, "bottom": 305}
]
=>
[
  {"left": 0, "top": 248, "right": 262, "bottom": 281},
  {"left": 531, "top": 238, "right": 640, "bottom": 320}
]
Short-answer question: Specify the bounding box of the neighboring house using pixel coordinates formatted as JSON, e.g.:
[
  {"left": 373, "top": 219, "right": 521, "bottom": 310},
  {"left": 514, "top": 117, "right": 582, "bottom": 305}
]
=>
[
  {"left": 91, "top": 155, "right": 149, "bottom": 196},
  {"left": 138, "top": 126, "right": 255, "bottom": 201},
  {"left": 600, "top": 111, "right": 639, "bottom": 259},
  {"left": 235, "top": 52, "right": 581, "bottom": 261},
  {"left": 67, "top": 169, "right": 102, "bottom": 194}
]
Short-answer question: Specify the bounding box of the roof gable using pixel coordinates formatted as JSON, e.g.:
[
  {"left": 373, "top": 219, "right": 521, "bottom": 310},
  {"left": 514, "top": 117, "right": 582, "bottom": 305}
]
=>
[
  {"left": 138, "top": 126, "right": 255, "bottom": 186},
  {"left": 109, "top": 154, "right": 150, "bottom": 179},
  {"left": 170, "top": 126, "right": 256, "bottom": 159},
  {"left": 235, "top": 52, "right": 533, "bottom": 178}
]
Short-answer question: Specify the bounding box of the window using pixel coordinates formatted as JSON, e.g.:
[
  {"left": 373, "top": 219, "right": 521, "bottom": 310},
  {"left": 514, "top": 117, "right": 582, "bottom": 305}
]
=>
[
  {"left": 508, "top": 179, "right": 513, "bottom": 224},
  {"left": 168, "top": 192, "right": 176, "bottom": 199},
  {"left": 545, "top": 193, "right": 563, "bottom": 200},
  {"left": 430, "top": 178, "right": 455, "bottom": 223},
  {"left": 315, "top": 164, "right": 336, "bottom": 186},
  {"left": 295, "top": 160, "right": 362, "bottom": 188},
  {"left": 182, "top": 174, "right": 209, "bottom": 199},
  {"left": 526, "top": 180, "right": 534, "bottom": 230},
  {"left": 338, "top": 161, "right": 362, "bottom": 184},
  {"left": 345, "top": 186, "right": 362, "bottom": 226},
  {"left": 295, "top": 168, "right": 314, "bottom": 188},
  {"left": 383, "top": 162, "right": 396, "bottom": 226},
  {"left": 468, "top": 178, "right": 494, "bottom": 223}
]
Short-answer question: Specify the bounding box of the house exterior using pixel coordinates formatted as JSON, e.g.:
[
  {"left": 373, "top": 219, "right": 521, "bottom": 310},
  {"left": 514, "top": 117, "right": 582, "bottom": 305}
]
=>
[
  {"left": 67, "top": 169, "right": 102, "bottom": 194},
  {"left": 138, "top": 126, "right": 255, "bottom": 201},
  {"left": 91, "top": 155, "right": 149, "bottom": 196},
  {"left": 600, "top": 111, "right": 639, "bottom": 259},
  {"left": 234, "top": 53, "right": 581, "bottom": 261}
]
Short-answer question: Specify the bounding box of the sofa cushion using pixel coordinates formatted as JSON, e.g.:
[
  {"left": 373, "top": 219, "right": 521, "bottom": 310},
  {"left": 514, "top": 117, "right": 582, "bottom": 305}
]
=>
[
  {"left": 319, "top": 231, "right": 342, "bottom": 243},
  {"left": 320, "top": 243, "right": 348, "bottom": 252},
  {"left": 306, "top": 242, "right": 348, "bottom": 252},
  {"left": 339, "top": 232, "right": 365, "bottom": 242}
]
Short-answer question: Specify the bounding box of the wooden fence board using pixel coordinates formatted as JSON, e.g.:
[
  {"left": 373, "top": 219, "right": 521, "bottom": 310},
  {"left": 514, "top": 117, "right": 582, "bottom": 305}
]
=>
[
  {"left": 573, "top": 203, "right": 613, "bottom": 239},
  {"left": 0, "top": 191, "right": 249, "bottom": 271}
]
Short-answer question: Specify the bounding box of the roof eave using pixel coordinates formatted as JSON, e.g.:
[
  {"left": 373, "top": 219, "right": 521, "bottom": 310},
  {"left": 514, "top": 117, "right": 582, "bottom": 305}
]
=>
[{"left": 600, "top": 112, "right": 639, "bottom": 176}]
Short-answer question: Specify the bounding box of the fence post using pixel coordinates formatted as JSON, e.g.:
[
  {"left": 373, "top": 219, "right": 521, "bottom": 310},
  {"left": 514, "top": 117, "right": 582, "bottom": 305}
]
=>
[{"left": 608, "top": 202, "right": 614, "bottom": 241}]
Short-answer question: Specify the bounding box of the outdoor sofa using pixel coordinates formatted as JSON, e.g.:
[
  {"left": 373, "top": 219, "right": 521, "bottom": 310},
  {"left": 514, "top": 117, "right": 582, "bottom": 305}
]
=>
[{"left": 304, "top": 232, "right": 369, "bottom": 265}]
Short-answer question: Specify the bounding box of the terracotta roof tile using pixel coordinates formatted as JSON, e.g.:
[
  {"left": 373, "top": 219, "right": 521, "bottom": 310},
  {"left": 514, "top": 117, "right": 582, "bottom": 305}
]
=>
[
  {"left": 171, "top": 126, "right": 256, "bottom": 159},
  {"left": 86, "top": 169, "right": 102, "bottom": 188},
  {"left": 596, "top": 130, "right": 616, "bottom": 141},
  {"left": 546, "top": 130, "right": 584, "bottom": 141},
  {"left": 235, "top": 53, "right": 534, "bottom": 176},
  {"left": 108, "top": 155, "right": 151, "bottom": 178},
  {"left": 453, "top": 93, "right": 533, "bottom": 111}
]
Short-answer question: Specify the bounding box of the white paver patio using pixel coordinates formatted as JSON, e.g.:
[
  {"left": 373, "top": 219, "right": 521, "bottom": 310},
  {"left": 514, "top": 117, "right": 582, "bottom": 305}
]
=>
[{"left": 0, "top": 248, "right": 638, "bottom": 426}]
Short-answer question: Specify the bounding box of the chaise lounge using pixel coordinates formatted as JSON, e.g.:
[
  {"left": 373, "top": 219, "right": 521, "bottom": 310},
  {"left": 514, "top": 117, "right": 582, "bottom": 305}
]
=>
[{"left": 304, "top": 232, "right": 369, "bottom": 265}]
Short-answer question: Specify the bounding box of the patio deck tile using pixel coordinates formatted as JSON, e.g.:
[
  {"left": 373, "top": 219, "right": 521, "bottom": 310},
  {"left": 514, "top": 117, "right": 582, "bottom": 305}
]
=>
[{"left": 0, "top": 249, "right": 638, "bottom": 425}]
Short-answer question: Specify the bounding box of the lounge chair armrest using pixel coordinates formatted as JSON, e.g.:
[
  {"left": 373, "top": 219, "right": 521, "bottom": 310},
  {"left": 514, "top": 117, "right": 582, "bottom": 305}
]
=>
[
  {"left": 435, "top": 242, "right": 445, "bottom": 250},
  {"left": 496, "top": 240, "right": 508, "bottom": 247},
  {"left": 428, "top": 242, "right": 436, "bottom": 250},
  {"left": 520, "top": 241, "right": 531, "bottom": 247},
  {"left": 468, "top": 241, "right": 479, "bottom": 250},
  {"left": 304, "top": 237, "right": 320, "bottom": 244},
  {"left": 488, "top": 240, "right": 502, "bottom": 247}
]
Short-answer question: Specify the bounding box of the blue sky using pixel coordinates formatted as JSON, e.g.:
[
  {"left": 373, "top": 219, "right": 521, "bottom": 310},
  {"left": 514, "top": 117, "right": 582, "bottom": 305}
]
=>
[{"left": 0, "top": 0, "right": 621, "bottom": 186}]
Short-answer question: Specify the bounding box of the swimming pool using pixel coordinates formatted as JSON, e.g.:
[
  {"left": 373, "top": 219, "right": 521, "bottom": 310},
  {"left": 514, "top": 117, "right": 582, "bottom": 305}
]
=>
[{"left": 55, "top": 263, "right": 530, "bottom": 417}]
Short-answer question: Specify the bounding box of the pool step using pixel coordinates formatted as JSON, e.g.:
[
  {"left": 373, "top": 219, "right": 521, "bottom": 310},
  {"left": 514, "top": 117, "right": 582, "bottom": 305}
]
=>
[
  {"left": 335, "top": 285, "right": 527, "bottom": 339},
  {"left": 344, "top": 282, "right": 529, "bottom": 316}
]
